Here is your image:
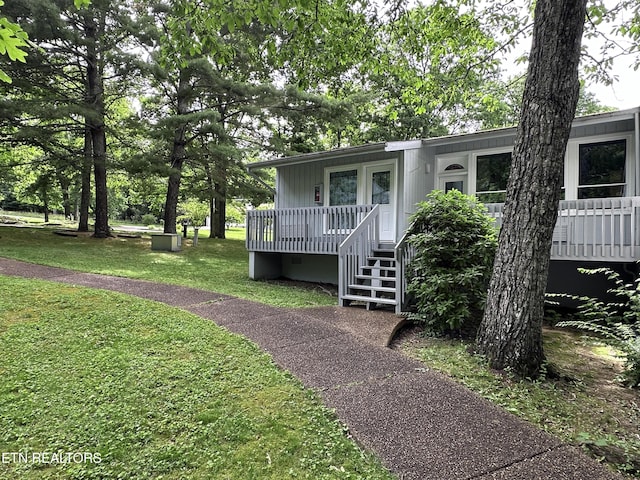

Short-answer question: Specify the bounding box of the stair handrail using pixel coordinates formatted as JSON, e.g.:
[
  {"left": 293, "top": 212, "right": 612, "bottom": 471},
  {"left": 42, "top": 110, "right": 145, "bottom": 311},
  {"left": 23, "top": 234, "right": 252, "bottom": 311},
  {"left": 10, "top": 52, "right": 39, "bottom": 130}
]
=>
[
  {"left": 394, "top": 223, "right": 416, "bottom": 314},
  {"left": 338, "top": 204, "right": 380, "bottom": 307}
]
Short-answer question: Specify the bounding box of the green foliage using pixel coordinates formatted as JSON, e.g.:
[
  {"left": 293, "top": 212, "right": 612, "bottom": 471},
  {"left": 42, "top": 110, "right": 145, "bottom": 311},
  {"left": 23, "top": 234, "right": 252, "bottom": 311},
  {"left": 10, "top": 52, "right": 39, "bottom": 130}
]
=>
[
  {"left": 0, "top": 0, "right": 30, "bottom": 83},
  {"left": 406, "top": 190, "right": 497, "bottom": 336},
  {"left": 179, "top": 199, "right": 209, "bottom": 227},
  {"left": 555, "top": 267, "right": 640, "bottom": 388},
  {"left": 140, "top": 213, "right": 156, "bottom": 226}
]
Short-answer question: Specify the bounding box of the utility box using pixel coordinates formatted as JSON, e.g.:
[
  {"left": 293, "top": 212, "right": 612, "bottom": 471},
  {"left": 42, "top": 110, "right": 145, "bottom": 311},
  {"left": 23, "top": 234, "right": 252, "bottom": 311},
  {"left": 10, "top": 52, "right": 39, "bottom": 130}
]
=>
[{"left": 151, "top": 233, "right": 181, "bottom": 252}]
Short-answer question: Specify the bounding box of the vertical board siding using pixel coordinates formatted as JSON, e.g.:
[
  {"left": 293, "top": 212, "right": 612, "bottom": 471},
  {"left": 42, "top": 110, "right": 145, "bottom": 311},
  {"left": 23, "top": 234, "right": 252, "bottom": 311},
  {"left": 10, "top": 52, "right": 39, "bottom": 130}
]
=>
[{"left": 276, "top": 151, "right": 401, "bottom": 209}]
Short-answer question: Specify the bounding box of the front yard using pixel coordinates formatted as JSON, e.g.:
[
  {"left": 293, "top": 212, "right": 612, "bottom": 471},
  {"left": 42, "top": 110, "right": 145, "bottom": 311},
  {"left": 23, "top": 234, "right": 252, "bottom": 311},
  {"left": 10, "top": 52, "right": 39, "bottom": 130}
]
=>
[
  {"left": 1, "top": 224, "right": 639, "bottom": 476},
  {"left": 0, "top": 276, "right": 392, "bottom": 479}
]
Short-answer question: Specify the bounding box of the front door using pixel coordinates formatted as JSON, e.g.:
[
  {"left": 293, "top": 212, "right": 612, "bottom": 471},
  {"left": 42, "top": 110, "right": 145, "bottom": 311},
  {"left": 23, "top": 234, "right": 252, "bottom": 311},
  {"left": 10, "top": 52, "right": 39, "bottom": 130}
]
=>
[{"left": 366, "top": 163, "right": 396, "bottom": 242}]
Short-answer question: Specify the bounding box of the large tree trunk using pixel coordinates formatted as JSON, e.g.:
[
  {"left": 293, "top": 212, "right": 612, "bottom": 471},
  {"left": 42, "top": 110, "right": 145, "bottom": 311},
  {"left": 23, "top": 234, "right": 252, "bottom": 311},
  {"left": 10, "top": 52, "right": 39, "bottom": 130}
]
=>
[
  {"left": 211, "top": 156, "right": 227, "bottom": 239},
  {"left": 78, "top": 126, "right": 92, "bottom": 232},
  {"left": 85, "top": 11, "right": 110, "bottom": 238},
  {"left": 212, "top": 180, "right": 227, "bottom": 239},
  {"left": 163, "top": 70, "right": 190, "bottom": 234},
  {"left": 475, "top": 0, "right": 587, "bottom": 378}
]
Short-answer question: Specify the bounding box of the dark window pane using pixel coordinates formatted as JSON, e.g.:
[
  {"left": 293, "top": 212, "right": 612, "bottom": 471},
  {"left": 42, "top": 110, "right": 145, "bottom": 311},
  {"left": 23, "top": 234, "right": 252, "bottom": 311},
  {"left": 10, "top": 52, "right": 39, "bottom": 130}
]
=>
[
  {"left": 329, "top": 169, "right": 357, "bottom": 206},
  {"left": 579, "top": 139, "right": 626, "bottom": 188},
  {"left": 476, "top": 152, "right": 511, "bottom": 201},
  {"left": 578, "top": 185, "right": 626, "bottom": 199},
  {"left": 371, "top": 171, "right": 390, "bottom": 204},
  {"left": 445, "top": 180, "right": 464, "bottom": 193},
  {"left": 477, "top": 192, "right": 507, "bottom": 203}
]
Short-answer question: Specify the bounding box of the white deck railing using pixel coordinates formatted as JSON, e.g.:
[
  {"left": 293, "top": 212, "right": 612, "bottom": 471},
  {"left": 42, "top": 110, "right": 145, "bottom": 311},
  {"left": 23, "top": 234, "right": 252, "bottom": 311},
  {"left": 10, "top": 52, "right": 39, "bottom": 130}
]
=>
[
  {"left": 246, "top": 205, "right": 375, "bottom": 254},
  {"left": 338, "top": 205, "right": 379, "bottom": 307},
  {"left": 485, "top": 196, "right": 640, "bottom": 262},
  {"left": 394, "top": 226, "right": 417, "bottom": 314}
]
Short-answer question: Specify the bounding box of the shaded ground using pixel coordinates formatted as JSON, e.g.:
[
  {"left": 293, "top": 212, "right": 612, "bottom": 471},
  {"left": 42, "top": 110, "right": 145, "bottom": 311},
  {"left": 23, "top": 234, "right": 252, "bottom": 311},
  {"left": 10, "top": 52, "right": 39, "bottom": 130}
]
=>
[{"left": 392, "top": 325, "right": 640, "bottom": 476}]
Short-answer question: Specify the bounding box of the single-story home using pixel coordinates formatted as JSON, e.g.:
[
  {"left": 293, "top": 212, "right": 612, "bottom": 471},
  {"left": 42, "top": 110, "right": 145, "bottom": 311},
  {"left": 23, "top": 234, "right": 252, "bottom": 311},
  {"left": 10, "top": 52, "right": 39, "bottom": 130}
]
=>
[{"left": 246, "top": 106, "right": 640, "bottom": 313}]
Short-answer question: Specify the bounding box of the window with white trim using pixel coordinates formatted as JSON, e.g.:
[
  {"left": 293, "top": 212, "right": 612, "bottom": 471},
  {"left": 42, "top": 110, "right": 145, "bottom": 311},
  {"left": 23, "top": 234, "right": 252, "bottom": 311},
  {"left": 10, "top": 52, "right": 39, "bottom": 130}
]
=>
[
  {"left": 578, "top": 139, "right": 626, "bottom": 199},
  {"left": 328, "top": 169, "right": 358, "bottom": 206},
  {"left": 476, "top": 152, "right": 512, "bottom": 203}
]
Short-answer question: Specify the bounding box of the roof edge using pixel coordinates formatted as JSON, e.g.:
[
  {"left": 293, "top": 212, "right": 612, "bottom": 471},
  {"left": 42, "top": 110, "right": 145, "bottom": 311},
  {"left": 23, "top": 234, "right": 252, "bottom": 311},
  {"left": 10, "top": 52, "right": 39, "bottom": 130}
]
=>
[{"left": 246, "top": 142, "right": 386, "bottom": 171}]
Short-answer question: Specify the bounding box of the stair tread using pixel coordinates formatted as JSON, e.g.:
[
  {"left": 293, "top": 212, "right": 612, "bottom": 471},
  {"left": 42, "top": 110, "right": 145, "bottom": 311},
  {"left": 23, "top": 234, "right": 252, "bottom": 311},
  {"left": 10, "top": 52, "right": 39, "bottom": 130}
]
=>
[
  {"left": 360, "top": 266, "right": 397, "bottom": 272},
  {"left": 348, "top": 284, "right": 396, "bottom": 293},
  {"left": 355, "top": 275, "right": 396, "bottom": 282},
  {"left": 341, "top": 294, "right": 398, "bottom": 305}
]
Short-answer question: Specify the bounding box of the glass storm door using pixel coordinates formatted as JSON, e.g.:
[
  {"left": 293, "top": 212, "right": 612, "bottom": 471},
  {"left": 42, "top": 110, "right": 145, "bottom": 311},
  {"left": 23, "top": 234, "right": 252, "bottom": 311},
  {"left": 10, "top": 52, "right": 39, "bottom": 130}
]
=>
[{"left": 366, "top": 163, "right": 395, "bottom": 242}]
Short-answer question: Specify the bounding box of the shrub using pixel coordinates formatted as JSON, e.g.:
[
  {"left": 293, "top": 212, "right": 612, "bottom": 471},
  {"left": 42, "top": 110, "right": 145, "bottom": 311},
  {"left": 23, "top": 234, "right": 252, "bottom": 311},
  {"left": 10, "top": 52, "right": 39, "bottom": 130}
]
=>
[
  {"left": 555, "top": 267, "right": 640, "bottom": 388},
  {"left": 140, "top": 213, "right": 156, "bottom": 226},
  {"left": 406, "top": 190, "right": 497, "bottom": 336}
]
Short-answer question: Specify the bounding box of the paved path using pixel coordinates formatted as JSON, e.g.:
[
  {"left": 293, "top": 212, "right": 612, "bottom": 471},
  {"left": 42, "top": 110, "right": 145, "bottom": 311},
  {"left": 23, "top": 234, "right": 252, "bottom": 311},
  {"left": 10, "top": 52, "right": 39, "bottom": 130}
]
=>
[{"left": 0, "top": 258, "right": 622, "bottom": 479}]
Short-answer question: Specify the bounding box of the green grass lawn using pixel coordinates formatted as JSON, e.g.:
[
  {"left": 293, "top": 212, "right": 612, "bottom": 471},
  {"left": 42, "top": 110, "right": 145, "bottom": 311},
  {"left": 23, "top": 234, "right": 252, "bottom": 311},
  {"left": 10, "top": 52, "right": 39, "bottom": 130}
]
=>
[
  {"left": 0, "top": 226, "right": 335, "bottom": 308},
  {"left": 0, "top": 276, "right": 393, "bottom": 480}
]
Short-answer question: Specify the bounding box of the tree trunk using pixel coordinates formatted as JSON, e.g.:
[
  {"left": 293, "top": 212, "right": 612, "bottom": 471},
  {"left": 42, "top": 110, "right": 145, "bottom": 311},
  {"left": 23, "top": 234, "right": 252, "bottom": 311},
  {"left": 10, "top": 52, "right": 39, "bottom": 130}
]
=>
[
  {"left": 210, "top": 156, "right": 227, "bottom": 239},
  {"left": 85, "top": 11, "right": 110, "bottom": 238},
  {"left": 78, "top": 126, "right": 92, "bottom": 232},
  {"left": 42, "top": 185, "right": 49, "bottom": 223},
  {"left": 475, "top": 0, "right": 588, "bottom": 378},
  {"left": 163, "top": 70, "right": 190, "bottom": 234},
  {"left": 208, "top": 195, "right": 215, "bottom": 239},
  {"left": 56, "top": 169, "right": 71, "bottom": 219},
  {"left": 212, "top": 188, "right": 226, "bottom": 239}
]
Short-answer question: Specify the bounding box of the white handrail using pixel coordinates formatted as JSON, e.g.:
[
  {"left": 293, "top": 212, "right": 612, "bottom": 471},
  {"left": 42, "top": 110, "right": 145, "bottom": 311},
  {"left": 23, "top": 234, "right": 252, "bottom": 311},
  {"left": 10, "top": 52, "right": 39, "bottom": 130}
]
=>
[{"left": 338, "top": 205, "right": 380, "bottom": 306}]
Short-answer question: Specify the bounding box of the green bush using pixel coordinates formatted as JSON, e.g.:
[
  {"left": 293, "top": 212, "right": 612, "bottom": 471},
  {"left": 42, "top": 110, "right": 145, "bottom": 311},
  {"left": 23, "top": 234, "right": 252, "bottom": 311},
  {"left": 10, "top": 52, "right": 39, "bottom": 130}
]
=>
[
  {"left": 140, "top": 213, "right": 156, "bottom": 226},
  {"left": 406, "top": 190, "right": 497, "bottom": 336},
  {"left": 555, "top": 267, "right": 640, "bottom": 388}
]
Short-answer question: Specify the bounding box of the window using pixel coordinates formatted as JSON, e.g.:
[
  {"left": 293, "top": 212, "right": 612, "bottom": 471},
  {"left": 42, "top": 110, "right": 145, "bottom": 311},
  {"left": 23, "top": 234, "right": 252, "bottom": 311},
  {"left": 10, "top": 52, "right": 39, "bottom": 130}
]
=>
[
  {"left": 445, "top": 180, "right": 464, "bottom": 193},
  {"left": 578, "top": 139, "right": 626, "bottom": 199},
  {"left": 444, "top": 163, "right": 465, "bottom": 171},
  {"left": 329, "top": 169, "right": 357, "bottom": 206},
  {"left": 476, "top": 152, "right": 512, "bottom": 203},
  {"left": 371, "top": 171, "right": 390, "bottom": 204}
]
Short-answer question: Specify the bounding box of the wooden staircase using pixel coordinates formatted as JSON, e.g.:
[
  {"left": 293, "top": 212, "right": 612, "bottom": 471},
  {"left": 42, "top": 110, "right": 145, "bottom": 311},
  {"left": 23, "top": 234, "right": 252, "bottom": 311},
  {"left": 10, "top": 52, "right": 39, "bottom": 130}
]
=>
[{"left": 341, "top": 245, "right": 399, "bottom": 310}]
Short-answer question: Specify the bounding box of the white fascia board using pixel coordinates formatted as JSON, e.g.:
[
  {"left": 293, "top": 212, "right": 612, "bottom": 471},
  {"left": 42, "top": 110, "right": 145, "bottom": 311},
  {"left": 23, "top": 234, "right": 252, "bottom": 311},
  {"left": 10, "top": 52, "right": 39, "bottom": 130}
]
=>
[
  {"left": 246, "top": 142, "right": 387, "bottom": 171},
  {"left": 385, "top": 140, "right": 423, "bottom": 152}
]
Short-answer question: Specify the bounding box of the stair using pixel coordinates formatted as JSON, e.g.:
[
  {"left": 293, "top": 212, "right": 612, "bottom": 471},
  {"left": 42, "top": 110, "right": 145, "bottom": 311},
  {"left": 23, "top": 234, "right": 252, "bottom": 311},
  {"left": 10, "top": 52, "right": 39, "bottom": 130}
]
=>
[{"left": 342, "top": 246, "right": 399, "bottom": 310}]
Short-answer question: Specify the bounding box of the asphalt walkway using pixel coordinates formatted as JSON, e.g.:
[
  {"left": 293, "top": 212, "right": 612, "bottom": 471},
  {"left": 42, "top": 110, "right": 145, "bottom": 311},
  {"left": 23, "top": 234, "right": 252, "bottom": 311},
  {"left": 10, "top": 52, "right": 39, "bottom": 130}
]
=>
[{"left": 0, "top": 257, "right": 622, "bottom": 479}]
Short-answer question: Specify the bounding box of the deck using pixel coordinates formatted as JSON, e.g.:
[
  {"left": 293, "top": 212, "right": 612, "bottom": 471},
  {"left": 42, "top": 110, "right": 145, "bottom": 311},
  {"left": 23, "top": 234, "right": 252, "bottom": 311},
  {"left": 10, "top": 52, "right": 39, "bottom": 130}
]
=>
[
  {"left": 247, "top": 197, "right": 640, "bottom": 314},
  {"left": 247, "top": 197, "right": 640, "bottom": 263}
]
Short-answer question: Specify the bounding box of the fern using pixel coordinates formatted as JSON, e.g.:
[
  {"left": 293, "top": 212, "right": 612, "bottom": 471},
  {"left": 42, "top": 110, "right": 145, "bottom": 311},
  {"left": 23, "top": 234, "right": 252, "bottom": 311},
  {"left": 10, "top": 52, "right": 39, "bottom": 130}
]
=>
[{"left": 554, "top": 267, "right": 640, "bottom": 388}]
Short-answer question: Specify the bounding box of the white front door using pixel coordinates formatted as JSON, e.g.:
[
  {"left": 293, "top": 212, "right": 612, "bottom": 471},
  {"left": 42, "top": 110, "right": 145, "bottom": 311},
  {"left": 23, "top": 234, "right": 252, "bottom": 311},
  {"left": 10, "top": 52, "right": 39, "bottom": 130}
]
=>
[{"left": 366, "top": 163, "right": 396, "bottom": 242}]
